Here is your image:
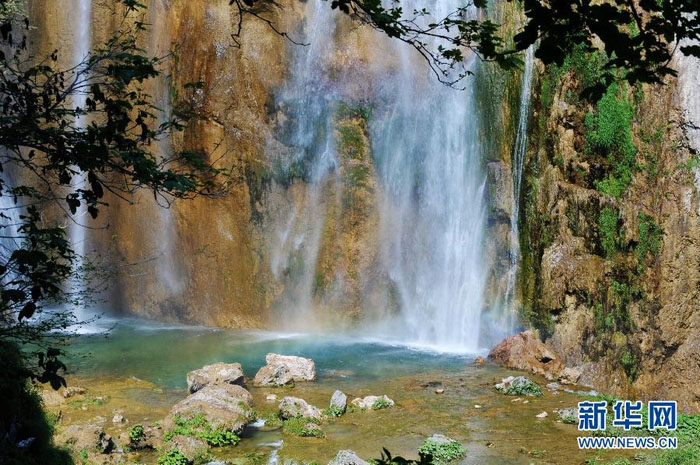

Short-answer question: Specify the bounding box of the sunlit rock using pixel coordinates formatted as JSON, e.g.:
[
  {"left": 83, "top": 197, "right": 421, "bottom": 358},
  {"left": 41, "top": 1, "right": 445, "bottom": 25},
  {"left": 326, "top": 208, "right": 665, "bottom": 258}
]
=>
[
  {"left": 168, "top": 384, "right": 254, "bottom": 434},
  {"left": 55, "top": 424, "right": 114, "bottom": 454},
  {"left": 350, "top": 395, "right": 394, "bottom": 410},
  {"left": 278, "top": 396, "right": 322, "bottom": 421},
  {"left": 266, "top": 353, "right": 316, "bottom": 381},
  {"left": 329, "top": 390, "right": 347, "bottom": 414},
  {"left": 187, "top": 362, "right": 245, "bottom": 393},
  {"left": 254, "top": 363, "right": 294, "bottom": 387},
  {"left": 488, "top": 330, "right": 564, "bottom": 377},
  {"left": 558, "top": 366, "right": 582, "bottom": 385}
]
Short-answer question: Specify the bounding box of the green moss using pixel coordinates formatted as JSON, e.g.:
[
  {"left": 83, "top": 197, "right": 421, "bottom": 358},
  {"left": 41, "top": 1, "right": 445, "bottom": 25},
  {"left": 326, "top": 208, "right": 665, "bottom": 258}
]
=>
[
  {"left": 338, "top": 125, "right": 366, "bottom": 160},
  {"left": 620, "top": 349, "right": 639, "bottom": 381},
  {"left": 418, "top": 437, "right": 466, "bottom": 464},
  {"left": 165, "top": 414, "right": 239, "bottom": 447},
  {"left": 598, "top": 207, "right": 621, "bottom": 259},
  {"left": 636, "top": 214, "right": 661, "bottom": 271},
  {"left": 282, "top": 417, "right": 325, "bottom": 438}
]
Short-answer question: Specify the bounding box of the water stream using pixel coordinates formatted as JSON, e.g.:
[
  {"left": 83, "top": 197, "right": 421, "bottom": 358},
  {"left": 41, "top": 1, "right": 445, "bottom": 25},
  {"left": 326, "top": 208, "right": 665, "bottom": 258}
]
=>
[{"left": 270, "top": 0, "right": 491, "bottom": 352}]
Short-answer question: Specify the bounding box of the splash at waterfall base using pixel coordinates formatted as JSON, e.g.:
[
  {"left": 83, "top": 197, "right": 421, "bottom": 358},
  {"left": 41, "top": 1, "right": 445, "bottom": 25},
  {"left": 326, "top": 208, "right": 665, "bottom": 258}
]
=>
[{"left": 41, "top": 325, "right": 632, "bottom": 465}]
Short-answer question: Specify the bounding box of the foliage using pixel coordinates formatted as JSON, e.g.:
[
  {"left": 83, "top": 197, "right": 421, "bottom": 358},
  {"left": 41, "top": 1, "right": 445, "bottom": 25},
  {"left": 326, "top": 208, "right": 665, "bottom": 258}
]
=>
[
  {"left": 418, "top": 437, "right": 466, "bottom": 464},
  {"left": 586, "top": 84, "right": 637, "bottom": 198},
  {"left": 0, "top": 0, "right": 223, "bottom": 386},
  {"left": 598, "top": 208, "right": 621, "bottom": 258},
  {"left": 372, "top": 398, "right": 394, "bottom": 410},
  {"left": 158, "top": 449, "right": 188, "bottom": 465},
  {"left": 282, "top": 416, "right": 325, "bottom": 438},
  {"left": 165, "top": 414, "right": 239, "bottom": 447},
  {"left": 245, "top": 452, "right": 267, "bottom": 465},
  {"left": 0, "top": 342, "right": 72, "bottom": 465},
  {"left": 324, "top": 405, "right": 345, "bottom": 418},
  {"left": 620, "top": 349, "right": 639, "bottom": 381},
  {"left": 128, "top": 424, "right": 145, "bottom": 445}
]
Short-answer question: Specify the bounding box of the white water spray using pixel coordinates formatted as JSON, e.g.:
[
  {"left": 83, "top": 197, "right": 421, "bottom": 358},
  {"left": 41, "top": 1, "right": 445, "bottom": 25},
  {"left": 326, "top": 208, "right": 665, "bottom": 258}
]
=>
[
  {"left": 68, "top": 0, "right": 93, "bottom": 323},
  {"left": 502, "top": 46, "right": 535, "bottom": 332}
]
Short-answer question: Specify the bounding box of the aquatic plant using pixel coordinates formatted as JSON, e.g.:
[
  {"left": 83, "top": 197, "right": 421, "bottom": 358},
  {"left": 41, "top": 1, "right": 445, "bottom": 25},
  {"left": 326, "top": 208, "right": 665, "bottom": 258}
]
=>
[
  {"left": 372, "top": 398, "right": 394, "bottom": 410},
  {"left": 324, "top": 405, "right": 345, "bottom": 418},
  {"left": 495, "top": 377, "right": 543, "bottom": 397},
  {"left": 165, "top": 414, "right": 239, "bottom": 447}
]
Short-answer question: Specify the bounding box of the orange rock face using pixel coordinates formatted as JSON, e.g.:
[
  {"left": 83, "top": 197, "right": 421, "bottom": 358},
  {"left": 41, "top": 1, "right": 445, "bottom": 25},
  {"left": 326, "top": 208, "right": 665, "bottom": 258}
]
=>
[{"left": 488, "top": 331, "right": 565, "bottom": 378}]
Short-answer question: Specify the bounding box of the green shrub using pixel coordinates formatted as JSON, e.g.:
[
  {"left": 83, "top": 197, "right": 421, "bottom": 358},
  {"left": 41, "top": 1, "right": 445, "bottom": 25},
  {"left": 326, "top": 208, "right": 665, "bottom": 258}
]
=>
[
  {"left": 495, "top": 377, "right": 543, "bottom": 397},
  {"left": 198, "top": 429, "right": 239, "bottom": 447},
  {"left": 418, "top": 436, "right": 466, "bottom": 464},
  {"left": 128, "top": 424, "right": 145, "bottom": 445},
  {"left": 620, "top": 350, "right": 639, "bottom": 381},
  {"left": 599, "top": 207, "right": 620, "bottom": 258},
  {"left": 282, "top": 417, "right": 325, "bottom": 438},
  {"left": 158, "top": 449, "right": 188, "bottom": 465},
  {"left": 324, "top": 405, "right": 345, "bottom": 417},
  {"left": 586, "top": 83, "right": 637, "bottom": 198}
]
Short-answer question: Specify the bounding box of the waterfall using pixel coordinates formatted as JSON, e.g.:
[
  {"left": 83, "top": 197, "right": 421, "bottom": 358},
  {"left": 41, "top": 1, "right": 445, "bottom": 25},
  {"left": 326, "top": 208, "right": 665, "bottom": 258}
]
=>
[
  {"left": 270, "top": 0, "right": 492, "bottom": 352},
  {"left": 67, "top": 0, "right": 93, "bottom": 322},
  {"left": 0, "top": 171, "right": 21, "bottom": 285},
  {"left": 502, "top": 46, "right": 535, "bottom": 331}
]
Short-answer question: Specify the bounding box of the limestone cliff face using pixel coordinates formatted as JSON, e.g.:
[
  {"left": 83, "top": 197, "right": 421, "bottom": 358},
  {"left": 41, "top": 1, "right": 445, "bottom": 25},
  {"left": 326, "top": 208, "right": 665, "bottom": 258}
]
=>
[{"left": 519, "top": 48, "right": 700, "bottom": 412}]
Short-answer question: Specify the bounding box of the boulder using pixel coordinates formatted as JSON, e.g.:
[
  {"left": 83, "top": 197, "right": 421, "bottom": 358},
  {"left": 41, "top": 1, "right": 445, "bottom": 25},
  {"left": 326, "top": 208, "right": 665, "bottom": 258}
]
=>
[
  {"left": 329, "top": 450, "right": 369, "bottom": 465},
  {"left": 278, "top": 396, "right": 323, "bottom": 421},
  {"left": 473, "top": 356, "right": 486, "bottom": 366},
  {"left": 164, "top": 434, "right": 209, "bottom": 462},
  {"left": 168, "top": 384, "right": 254, "bottom": 434},
  {"left": 494, "top": 376, "right": 542, "bottom": 397},
  {"left": 55, "top": 424, "right": 114, "bottom": 454},
  {"left": 330, "top": 390, "right": 347, "bottom": 414},
  {"left": 187, "top": 362, "right": 245, "bottom": 393},
  {"left": 351, "top": 395, "right": 394, "bottom": 410},
  {"left": 488, "top": 331, "right": 564, "bottom": 377},
  {"left": 558, "top": 366, "right": 582, "bottom": 385},
  {"left": 254, "top": 363, "right": 294, "bottom": 387},
  {"left": 266, "top": 353, "right": 316, "bottom": 381},
  {"left": 62, "top": 386, "right": 87, "bottom": 398}
]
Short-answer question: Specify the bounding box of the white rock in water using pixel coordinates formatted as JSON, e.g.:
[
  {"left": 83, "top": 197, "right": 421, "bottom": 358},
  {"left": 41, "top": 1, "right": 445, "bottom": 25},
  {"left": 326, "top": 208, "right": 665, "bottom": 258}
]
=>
[
  {"left": 351, "top": 395, "right": 394, "bottom": 410},
  {"left": 186, "top": 362, "right": 245, "bottom": 394},
  {"left": 265, "top": 353, "right": 316, "bottom": 381},
  {"left": 536, "top": 411, "right": 548, "bottom": 418},
  {"left": 112, "top": 414, "right": 124, "bottom": 423},
  {"left": 266, "top": 394, "right": 278, "bottom": 402},
  {"left": 278, "top": 396, "right": 323, "bottom": 420},
  {"left": 330, "top": 390, "right": 347, "bottom": 413}
]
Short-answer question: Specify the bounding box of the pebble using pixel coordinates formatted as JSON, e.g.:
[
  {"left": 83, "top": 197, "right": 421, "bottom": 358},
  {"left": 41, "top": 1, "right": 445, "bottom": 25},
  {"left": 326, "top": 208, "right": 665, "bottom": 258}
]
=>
[
  {"left": 266, "top": 394, "right": 278, "bottom": 402},
  {"left": 536, "top": 411, "right": 548, "bottom": 418},
  {"left": 112, "top": 414, "right": 124, "bottom": 423},
  {"left": 435, "top": 388, "right": 445, "bottom": 394},
  {"left": 511, "top": 397, "right": 522, "bottom": 403},
  {"left": 474, "top": 405, "right": 482, "bottom": 409},
  {"left": 523, "top": 400, "right": 530, "bottom": 404}
]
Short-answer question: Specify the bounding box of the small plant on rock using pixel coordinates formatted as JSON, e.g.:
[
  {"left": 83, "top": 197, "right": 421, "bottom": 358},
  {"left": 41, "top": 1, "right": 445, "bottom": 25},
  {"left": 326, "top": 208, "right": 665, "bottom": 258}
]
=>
[
  {"left": 282, "top": 416, "right": 325, "bottom": 438},
  {"left": 418, "top": 436, "right": 466, "bottom": 464},
  {"left": 372, "top": 399, "right": 393, "bottom": 410},
  {"left": 324, "top": 405, "right": 345, "bottom": 417},
  {"left": 158, "top": 448, "right": 188, "bottom": 465},
  {"left": 128, "top": 424, "right": 145, "bottom": 445}
]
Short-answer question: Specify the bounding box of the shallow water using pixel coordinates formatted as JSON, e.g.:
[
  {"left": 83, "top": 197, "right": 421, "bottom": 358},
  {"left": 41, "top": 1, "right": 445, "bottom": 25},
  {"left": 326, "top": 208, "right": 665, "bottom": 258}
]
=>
[
  {"left": 54, "top": 319, "right": 639, "bottom": 465},
  {"left": 65, "top": 318, "right": 480, "bottom": 388}
]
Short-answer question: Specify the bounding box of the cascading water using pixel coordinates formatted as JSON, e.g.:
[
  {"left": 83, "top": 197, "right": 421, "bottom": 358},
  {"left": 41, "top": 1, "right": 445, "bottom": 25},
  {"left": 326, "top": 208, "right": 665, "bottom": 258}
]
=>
[
  {"left": 270, "top": 0, "right": 493, "bottom": 352},
  {"left": 502, "top": 46, "right": 535, "bottom": 332},
  {"left": 67, "top": 0, "right": 93, "bottom": 324}
]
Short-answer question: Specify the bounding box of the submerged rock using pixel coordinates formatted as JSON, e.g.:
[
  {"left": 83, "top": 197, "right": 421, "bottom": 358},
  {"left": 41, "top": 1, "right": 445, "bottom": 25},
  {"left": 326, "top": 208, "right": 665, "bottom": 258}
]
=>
[
  {"left": 536, "top": 411, "right": 548, "bottom": 418},
  {"left": 187, "top": 362, "right": 245, "bottom": 393},
  {"left": 168, "top": 384, "right": 254, "bottom": 433},
  {"left": 351, "top": 395, "right": 395, "bottom": 410},
  {"left": 62, "top": 386, "right": 87, "bottom": 398},
  {"left": 494, "top": 376, "right": 543, "bottom": 397},
  {"left": 330, "top": 390, "right": 347, "bottom": 414},
  {"left": 56, "top": 424, "right": 114, "bottom": 454},
  {"left": 556, "top": 407, "right": 579, "bottom": 423},
  {"left": 329, "top": 450, "right": 369, "bottom": 465},
  {"left": 279, "top": 396, "right": 323, "bottom": 421},
  {"left": 488, "top": 331, "right": 564, "bottom": 377}
]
